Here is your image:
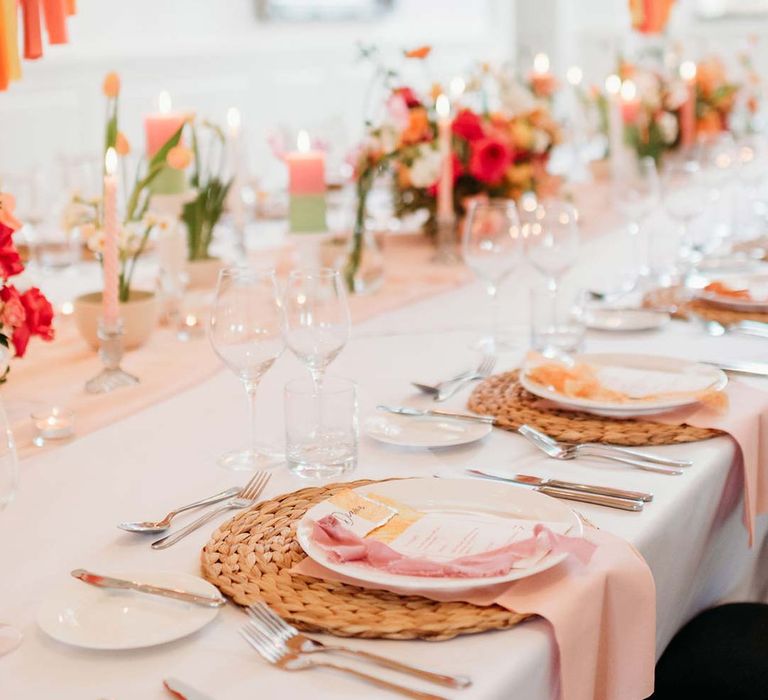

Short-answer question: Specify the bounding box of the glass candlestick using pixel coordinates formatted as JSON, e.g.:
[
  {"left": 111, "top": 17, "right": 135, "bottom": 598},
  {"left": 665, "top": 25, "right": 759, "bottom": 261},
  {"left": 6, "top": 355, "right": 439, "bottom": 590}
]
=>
[
  {"left": 432, "top": 216, "right": 461, "bottom": 264},
  {"left": 85, "top": 319, "right": 139, "bottom": 394}
]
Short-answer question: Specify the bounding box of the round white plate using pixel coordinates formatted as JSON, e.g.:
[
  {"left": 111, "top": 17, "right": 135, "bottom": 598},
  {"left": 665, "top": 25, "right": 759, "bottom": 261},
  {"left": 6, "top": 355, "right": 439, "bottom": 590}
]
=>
[
  {"left": 521, "top": 352, "right": 728, "bottom": 417},
  {"left": 37, "top": 571, "right": 221, "bottom": 650},
  {"left": 693, "top": 274, "right": 768, "bottom": 313},
  {"left": 296, "top": 478, "right": 582, "bottom": 593},
  {"left": 584, "top": 308, "right": 670, "bottom": 332},
  {"left": 365, "top": 414, "right": 492, "bottom": 448}
]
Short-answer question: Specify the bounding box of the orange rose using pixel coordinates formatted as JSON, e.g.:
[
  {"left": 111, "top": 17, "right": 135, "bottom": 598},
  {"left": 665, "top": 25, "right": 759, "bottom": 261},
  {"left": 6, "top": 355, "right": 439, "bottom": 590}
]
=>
[
  {"left": 115, "top": 132, "right": 130, "bottom": 156},
  {"left": 404, "top": 45, "right": 431, "bottom": 60},
  {"left": 696, "top": 59, "right": 726, "bottom": 98},
  {"left": 697, "top": 109, "right": 723, "bottom": 136},
  {"left": 166, "top": 146, "right": 192, "bottom": 170},
  {"left": 102, "top": 72, "right": 120, "bottom": 98},
  {"left": 400, "top": 107, "right": 431, "bottom": 145}
]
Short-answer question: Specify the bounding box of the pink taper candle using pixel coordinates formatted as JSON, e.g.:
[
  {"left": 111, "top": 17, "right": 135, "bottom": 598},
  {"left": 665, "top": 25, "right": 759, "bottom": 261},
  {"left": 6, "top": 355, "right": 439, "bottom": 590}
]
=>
[
  {"left": 102, "top": 147, "right": 120, "bottom": 327},
  {"left": 679, "top": 61, "right": 697, "bottom": 149},
  {"left": 435, "top": 94, "right": 455, "bottom": 224}
]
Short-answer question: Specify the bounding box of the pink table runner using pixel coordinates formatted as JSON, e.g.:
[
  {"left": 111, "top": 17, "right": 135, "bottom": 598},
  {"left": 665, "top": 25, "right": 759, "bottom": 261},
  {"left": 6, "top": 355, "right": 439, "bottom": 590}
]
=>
[
  {"left": 294, "top": 526, "right": 656, "bottom": 700},
  {"left": 9, "top": 235, "right": 469, "bottom": 459}
]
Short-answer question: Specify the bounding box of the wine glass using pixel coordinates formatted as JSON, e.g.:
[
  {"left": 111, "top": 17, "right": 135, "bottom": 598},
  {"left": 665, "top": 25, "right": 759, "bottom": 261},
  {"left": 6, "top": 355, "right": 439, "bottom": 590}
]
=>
[
  {"left": 462, "top": 199, "right": 524, "bottom": 353},
  {"left": 0, "top": 399, "right": 21, "bottom": 656},
  {"left": 282, "top": 268, "right": 351, "bottom": 390},
  {"left": 525, "top": 200, "right": 580, "bottom": 354},
  {"left": 613, "top": 156, "right": 660, "bottom": 286},
  {"left": 662, "top": 159, "right": 708, "bottom": 274},
  {"left": 209, "top": 267, "right": 285, "bottom": 470}
]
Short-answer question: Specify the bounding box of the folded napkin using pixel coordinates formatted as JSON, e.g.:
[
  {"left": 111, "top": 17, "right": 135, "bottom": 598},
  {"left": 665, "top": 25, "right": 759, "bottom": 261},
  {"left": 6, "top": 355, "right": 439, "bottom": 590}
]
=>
[
  {"left": 294, "top": 526, "right": 656, "bottom": 700},
  {"left": 654, "top": 379, "right": 768, "bottom": 545}
]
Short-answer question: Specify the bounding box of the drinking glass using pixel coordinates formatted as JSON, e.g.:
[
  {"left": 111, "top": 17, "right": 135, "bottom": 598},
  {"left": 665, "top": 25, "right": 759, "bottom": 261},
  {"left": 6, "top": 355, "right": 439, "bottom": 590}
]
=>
[
  {"left": 282, "top": 268, "right": 351, "bottom": 390},
  {"left": 698, "top": 134, "right": 738, "bottom": 252},
  {"left": 613, "top": 156, "right": 660, "bottom": 285},
  {"left": 0, "top": 399, "right": 21, "bottom": 656},
  {"left": 530, "top": 285, "right": 585, "bottom": 355},
  {"left": 209, "top": 267, "right": 285, "bottom": 470},
  {"left": 662, "top": 159, "right": 708, "bottom": 273},
  {"left": 462, "top": 199, "right": 524, "bottom": 352},
  {"left": 285, "top": 375, "right": 358, "bottom": 479}
]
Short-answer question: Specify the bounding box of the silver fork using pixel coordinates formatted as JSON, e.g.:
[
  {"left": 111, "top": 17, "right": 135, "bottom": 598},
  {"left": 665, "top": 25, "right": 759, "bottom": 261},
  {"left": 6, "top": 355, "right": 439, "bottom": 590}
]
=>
[
  {"left": 240, "top": 620, "right": 447, "bottom": 700},
  {"left": 435, "top": 355, "right": 496, "bottom": 402},
  {"left": 247, "top": 603, "right": 470, "bottom": 689},
  {"left": 520, "top": 424, "right": 691, "bottom": 468},
  {"left": 151, "top": 472, "right": 271, "bottom": 549},
  {"left": 518, "top": 425, "right": 684, "bottom": 476}
]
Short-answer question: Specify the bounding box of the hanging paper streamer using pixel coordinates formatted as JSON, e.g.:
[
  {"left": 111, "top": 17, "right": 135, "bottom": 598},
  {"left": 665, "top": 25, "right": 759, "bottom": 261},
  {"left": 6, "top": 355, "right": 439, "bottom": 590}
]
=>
[
  {"left": 629, "top": 0, "right": 676, "bottom": 34},
  {"left": 1, "top": 0, "right": 76, "bottom": 90}
]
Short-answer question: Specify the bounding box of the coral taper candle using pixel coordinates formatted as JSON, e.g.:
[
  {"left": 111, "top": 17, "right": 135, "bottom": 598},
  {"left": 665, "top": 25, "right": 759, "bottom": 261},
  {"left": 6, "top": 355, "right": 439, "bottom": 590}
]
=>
[
  {"left": 102, "top": 148, "right": 120, "bottom": 326},
  {"left": 620, "top": 79, "right": 640, "bottom": 123},
  {"left": 679, "top": 61, "right": 697, "bottom": 148},
  {"left": 286, "top": 130, "right": 326, "bottom": 233},
  {"left": 435, "top": 94, "right": 454, "bottom": 223}
]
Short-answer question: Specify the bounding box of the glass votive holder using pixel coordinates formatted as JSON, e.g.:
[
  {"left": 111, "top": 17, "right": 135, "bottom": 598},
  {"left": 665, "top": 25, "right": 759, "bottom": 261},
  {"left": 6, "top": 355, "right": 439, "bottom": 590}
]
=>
[
  {"left": 530, "top": 285, "right": 586, "bottom": 356},
  {"left": 31, "top": 407, "right": 75, "bottom": 447},
  {"left": 285, "top": 376, "right": 358, "bottom": 480}
]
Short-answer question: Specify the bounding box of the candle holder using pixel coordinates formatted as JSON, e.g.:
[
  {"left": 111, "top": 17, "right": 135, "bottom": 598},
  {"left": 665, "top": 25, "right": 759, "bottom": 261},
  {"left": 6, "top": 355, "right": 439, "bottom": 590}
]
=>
[
  {"left": 31, "top": 407, "right": 75, "bottom": 447},
  {"left": 85, "top": 319, "right": 139, "bottom": 394},
  {"left": 432, "top": 216, "right": 461, "bottom": 264}
]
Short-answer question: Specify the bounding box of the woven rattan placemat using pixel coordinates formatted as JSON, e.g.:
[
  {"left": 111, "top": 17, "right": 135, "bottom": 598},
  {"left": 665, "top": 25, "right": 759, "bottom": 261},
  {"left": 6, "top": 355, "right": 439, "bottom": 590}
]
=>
[
  {"left": 201, "top": 479, "right": 528, "bottom": 640},
  {"left": 643, "top": 287, "right": 768, "bottom": 324},
  {"left": 467, "top": 371, "right": 722, "bottom": 446}
]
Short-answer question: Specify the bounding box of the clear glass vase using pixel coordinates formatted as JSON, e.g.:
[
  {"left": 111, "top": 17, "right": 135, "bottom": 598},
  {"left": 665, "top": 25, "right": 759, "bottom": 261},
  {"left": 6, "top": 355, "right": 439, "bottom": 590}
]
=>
[{"left": 343, "top": 225, "right": 385, "bottom": 296}]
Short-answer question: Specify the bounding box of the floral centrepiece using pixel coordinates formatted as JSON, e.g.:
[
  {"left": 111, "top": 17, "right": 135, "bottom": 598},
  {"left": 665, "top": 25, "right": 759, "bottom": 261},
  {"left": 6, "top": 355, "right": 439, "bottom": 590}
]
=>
[{"left": 0, "top": 194, "right": 54, "bottom": 374}]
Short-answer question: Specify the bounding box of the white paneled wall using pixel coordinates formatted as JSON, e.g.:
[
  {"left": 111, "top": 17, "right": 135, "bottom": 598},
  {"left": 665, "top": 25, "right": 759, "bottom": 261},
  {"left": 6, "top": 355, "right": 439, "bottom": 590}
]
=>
[{"left": 0, "top": 0, "right": 514, "bottom": 186}]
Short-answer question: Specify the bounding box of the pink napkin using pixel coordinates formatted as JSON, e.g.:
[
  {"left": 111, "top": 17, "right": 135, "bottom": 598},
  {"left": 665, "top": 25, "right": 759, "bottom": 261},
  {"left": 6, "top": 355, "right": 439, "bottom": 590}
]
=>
[
  {"left": 653, "top": 379, "right": 768, "bottom": 544},
  {"left": 294, "top": 527, "right": 656, "bottom": 700}
]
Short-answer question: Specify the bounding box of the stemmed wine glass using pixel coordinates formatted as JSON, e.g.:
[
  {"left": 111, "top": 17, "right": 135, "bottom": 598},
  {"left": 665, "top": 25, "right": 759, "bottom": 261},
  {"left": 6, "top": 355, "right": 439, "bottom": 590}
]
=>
[
  {"left": 613, "top": 156, "right": 660, "bottom": 285},
  {"left": 662, "top": 159, "right": 708, "bottom": 276},
  {"left": 209, "top": 267, "right": 285, "bottom": 470},
  {"left": 462, "top": 199, "right": 524, "bottom": 353},
  {"left": 0, "top": 399, "right": 21, "bottom": 656},
  {"left": 282, "top": 268, "right": 351, "bottom": 390},
  {"left": 525, "top": 199, "right": 580, "bottom": 292}
]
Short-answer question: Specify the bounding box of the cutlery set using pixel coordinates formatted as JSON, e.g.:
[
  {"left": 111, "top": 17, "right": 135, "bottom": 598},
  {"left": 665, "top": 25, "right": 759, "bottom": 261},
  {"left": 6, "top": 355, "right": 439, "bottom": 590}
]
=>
[{"left": 412, "top": 355, "right": 496, "bottom": 402}]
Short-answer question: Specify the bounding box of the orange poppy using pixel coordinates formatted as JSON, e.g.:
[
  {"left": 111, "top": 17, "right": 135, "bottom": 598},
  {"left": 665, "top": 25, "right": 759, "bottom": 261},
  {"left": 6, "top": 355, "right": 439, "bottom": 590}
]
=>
[{"left": 404, "top": 45, "right": 431, "bottom": 60}]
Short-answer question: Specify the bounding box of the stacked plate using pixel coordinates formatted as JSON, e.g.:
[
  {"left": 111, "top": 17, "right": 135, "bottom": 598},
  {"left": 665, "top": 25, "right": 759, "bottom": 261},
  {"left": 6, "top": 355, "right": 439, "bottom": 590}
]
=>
[
  {"left": 296, "top": 477, "right": 582, "bottom": 594},
  {"left": 693, "top": 274, "right": 768, "bottom": 313},
  {"left": 521, "top": 352, "right": 728, "bottom": 418}
]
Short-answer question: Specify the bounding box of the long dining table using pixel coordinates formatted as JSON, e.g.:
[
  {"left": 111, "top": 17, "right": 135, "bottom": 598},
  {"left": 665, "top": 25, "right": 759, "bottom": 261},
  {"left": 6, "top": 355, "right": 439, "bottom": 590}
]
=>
[{"left": 2, "top": 218, "right": 768, "bottom": 699}]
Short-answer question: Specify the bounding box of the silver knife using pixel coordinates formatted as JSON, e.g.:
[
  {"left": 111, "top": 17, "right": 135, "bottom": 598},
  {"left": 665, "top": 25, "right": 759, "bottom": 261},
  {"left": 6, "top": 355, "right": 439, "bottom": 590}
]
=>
[
  {"left": 71, "top": 569, "right": 226, "bottom": 608},
  {"left": 467, "top": 468, "right": 653, "bottom": 502},
  {"left": 163, "top": 678, "right": 215, "bottom": 700},
  {"left": 465, "top": 471, "right": 643, "bottom": 511},
  {"left": 377, "top": 404, "right": 495, "bottom": 424},
  {"left": 734, "top": 320, "right": 768, "bottom": 338},
  {"left": 706, "top": 360, "right": 768, "bottom": 377}
]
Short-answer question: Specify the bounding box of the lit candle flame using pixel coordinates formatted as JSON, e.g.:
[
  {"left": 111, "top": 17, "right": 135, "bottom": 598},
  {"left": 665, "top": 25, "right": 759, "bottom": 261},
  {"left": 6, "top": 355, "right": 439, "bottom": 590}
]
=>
[
  {"left": 227, "top": 107, "right": 241, "bottom": 131},
  {"left": 679, "top": 60, "right": 697, "bottom": 81},
  {"left": 105, "top": 147, "right": 118, "bottom": 176},
  {"left": 533, "top": 52, "right": 550, "bottom": 75},
  {"left": 158, "top": 90, "right": 172, "bottom": 114},
  {"left": 620, "top": 79, "right": 637, "bottom": 101},
  {"left": 435, "top": 94, "right": 450, "bottom": 119},
  {"left": 605, "top": 74, "right": 622, "bottom": 95},
  {"left": 566, "top": 65, "right": 583, "bottom": 86},
  {"left": 297, "top": 129, "right": 311, "bottom": 153},
  {"left": 60, "top": 301, "right": 74, "bottom": 316}
]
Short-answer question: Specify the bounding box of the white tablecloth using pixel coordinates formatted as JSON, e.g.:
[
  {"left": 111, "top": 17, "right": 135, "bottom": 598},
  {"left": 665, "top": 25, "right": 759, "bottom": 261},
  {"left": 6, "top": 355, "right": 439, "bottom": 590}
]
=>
[{"left": 3, "top": 230, "right": 768, "bottom": 700}]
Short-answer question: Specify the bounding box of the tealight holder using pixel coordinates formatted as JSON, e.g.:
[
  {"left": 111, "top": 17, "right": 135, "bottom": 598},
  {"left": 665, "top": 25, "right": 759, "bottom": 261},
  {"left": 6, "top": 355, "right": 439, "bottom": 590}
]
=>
[
  {"left": 432, "top": 216, "right": 461, "bottom": 264},
  {"left": 177, "top": 312, "right": 205, "bottom": 342},
  {"left": 31, "top": 407, "right": 75, "bottom": 447},
  {"left": 85, "top": 319, "right": 139, "bottom": 394}
]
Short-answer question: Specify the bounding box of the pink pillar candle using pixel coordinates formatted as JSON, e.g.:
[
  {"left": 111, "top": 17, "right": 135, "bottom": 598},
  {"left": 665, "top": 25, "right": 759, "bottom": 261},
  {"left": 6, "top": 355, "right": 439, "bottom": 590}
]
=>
[
  {"left": 679, "top": 62, "right": 697, "bottom": 149},
  {"left": 435, "top": 94, "right": 454, "bottom": 223},
  {"left": 144, "top": 91, "right": 186, "bottom": 157},
  {"left": 286, "top": 131, "right": 325, "bottom": 194},
  {"left": 102, "top": 148, "right": 120, "bottom": 327}
]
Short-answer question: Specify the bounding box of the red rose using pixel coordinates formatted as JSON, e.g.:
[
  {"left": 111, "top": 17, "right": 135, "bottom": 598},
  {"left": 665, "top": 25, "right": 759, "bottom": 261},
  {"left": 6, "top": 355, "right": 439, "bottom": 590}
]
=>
[
  {"left": 451, "top": 109, "right": 485, "bottom": 142},
  {"left": 0, "top": 284, "right": 24, "bottom": 330},
  {"left": 393, "top": 86, "right": 421, "bottom": 109},
  {"left": 0, "top": 223, "right": 24, "bottom": 280},
  {"left": 469, "top": 137, "right": 513, "bottom": 185},
  {"left": 20, "top": 287, "right": 54, "bottom": 341}
]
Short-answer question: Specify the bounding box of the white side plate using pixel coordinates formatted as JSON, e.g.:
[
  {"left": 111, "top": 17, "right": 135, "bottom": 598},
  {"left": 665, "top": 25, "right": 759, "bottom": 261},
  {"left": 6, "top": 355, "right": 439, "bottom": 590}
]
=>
[{"left": 365, "top": 414, "right": 493, "bottom": 448}]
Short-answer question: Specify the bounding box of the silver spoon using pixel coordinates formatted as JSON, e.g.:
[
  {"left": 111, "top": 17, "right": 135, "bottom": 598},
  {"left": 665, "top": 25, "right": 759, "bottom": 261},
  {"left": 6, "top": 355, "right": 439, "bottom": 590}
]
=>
[{"left": 118, "top": 486, "right": 241, "bottom": 533}]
